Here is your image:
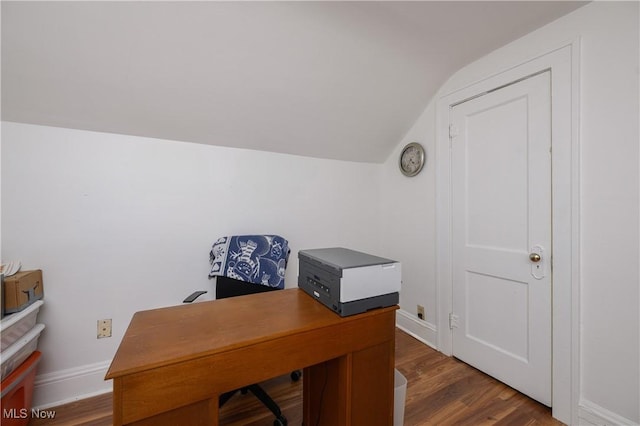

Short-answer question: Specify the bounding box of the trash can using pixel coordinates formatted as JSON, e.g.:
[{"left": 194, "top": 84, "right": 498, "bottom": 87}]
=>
[{"left": 394, "top": 369, "right": 407, "bottom": 426}]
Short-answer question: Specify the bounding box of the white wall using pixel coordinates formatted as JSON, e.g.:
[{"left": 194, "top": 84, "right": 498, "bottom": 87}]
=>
[
  {"left": 382, "top": 2, "right": 639, "bottom": 424},
  {"left": 379, "top": 100, "right": 438, "bottom": 344},
  {"left": 1, "top": 122, "right": 382, "bottom": 407}
]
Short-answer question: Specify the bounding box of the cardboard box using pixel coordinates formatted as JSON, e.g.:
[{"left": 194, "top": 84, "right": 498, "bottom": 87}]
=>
[{"left": 3, "top": 271, "right": 43, "bottom": 314}]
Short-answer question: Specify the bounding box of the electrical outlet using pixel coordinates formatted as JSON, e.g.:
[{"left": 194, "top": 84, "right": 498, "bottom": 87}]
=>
[
  {"left": 417, "top": 305, "right": 425, "bottom": 320},
  {"left": 97, "top": 319, "right": 112, "bottom": 339}
]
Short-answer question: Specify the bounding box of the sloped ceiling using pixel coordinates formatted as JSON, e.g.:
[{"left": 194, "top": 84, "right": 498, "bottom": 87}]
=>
[{"left": 2, "top": 1, "right": 586, "bottom": 162}]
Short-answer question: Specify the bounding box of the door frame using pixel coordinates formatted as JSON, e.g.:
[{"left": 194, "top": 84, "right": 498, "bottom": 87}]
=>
[{"left": 435, "top": 42, "right": 580, "bottom": 424}]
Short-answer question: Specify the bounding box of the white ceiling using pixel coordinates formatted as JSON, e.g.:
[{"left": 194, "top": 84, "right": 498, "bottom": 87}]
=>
[{"left": 2, "top": 1, "right": 587, "bottom": 163}]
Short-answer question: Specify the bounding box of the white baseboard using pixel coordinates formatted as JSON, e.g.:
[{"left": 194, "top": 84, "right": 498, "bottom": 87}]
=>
[
  {"left": 395, "top": 308, "right": 437, "bottom": 349},
  {"left": 579, "top": 399, "right": 639, "bottom": 426},
  {"left": 32, "top": 360, "right": 113, "bottom": 409}
]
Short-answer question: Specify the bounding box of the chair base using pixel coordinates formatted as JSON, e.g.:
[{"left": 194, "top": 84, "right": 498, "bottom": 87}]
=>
[{"left": 219, "top": 384, "right": 288, "bottom": 426}]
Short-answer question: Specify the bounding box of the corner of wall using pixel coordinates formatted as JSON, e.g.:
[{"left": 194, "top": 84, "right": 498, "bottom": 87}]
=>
[
  {"left": 578, "top": 399, "right": 639, "bottom": 426},
  {"left": 395, "top": 308, "right": 437, "bottom": 349}
]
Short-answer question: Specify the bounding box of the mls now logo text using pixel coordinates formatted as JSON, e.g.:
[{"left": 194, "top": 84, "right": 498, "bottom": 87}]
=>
[{"left": 3, "top": 408, "right": 56, "bottom": 420}]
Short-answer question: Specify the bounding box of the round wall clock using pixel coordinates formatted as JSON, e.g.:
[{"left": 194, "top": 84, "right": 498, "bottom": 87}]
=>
[{"left": 399, "top": 142, "right": 425, "bottom": 177}]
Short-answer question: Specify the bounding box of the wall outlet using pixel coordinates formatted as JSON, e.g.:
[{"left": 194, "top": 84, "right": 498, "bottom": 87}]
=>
[
  {"left": 98, "top": 319, "right": 112, "bottom": 339},
  {"left": 417, "top": 305, "right": 425, "bottom": 320}
]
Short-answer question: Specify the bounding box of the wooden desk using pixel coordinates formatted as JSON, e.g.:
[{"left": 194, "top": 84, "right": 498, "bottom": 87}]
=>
[{"left": 105, "top": 288, "right": 397, "bottom": 425}]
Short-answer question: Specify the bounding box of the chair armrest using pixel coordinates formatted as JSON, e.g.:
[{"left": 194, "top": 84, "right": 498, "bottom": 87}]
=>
[{"left": 183, "top": 291, "right": 208, "bottom": 303}]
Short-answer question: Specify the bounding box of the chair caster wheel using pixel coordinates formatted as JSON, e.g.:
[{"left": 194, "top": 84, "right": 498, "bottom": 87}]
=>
[
  {"left": 274, "top": 415, "right": 288, "bottom": 426},
  {"left": 290, "top": 370, "right": 302, "bottom": 382}
]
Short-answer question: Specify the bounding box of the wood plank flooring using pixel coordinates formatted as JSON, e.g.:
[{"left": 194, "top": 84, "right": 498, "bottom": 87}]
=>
[{"left": 28, "top": 329, "right": 563, "bottom": 425}]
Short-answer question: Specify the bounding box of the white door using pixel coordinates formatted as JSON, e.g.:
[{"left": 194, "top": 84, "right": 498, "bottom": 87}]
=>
[{"left": 450, "top": 71, "right": 552, "bottom": 406}]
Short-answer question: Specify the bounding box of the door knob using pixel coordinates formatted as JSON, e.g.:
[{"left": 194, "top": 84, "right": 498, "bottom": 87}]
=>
[{"left": 529, "top": 253, "right": 541, "bottom": 263}]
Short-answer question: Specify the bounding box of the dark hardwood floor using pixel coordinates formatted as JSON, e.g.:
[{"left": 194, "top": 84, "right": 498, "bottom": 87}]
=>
[{"left": 28, "top": 329, "right": 562, "bottom": 425}]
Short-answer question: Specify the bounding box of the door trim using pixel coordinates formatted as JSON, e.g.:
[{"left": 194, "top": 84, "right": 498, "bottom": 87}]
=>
[{"left": 435, "top": 42, "right": 580, "bottom": 425}]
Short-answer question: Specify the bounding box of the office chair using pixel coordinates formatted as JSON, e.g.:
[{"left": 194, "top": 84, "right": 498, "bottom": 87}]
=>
[{"left": 184, "top": 234, "right": 298, "bottom": 426}]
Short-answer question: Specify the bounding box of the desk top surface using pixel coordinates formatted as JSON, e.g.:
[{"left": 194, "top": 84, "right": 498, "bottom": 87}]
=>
[{"left": 105, "top": 288, "right": 396, "bottom": 379}]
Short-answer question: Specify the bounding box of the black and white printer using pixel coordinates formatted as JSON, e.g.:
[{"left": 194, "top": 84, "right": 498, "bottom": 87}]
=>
[{"left": 298, "top": 247, "right": 401, "bottom": 317}]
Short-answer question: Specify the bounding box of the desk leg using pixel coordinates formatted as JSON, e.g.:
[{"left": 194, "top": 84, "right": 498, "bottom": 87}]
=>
[
  {"left": 303, "top": 355, "right": 350, "bottom": 426},
  {"left": 112, "top": 379, "right": 124, "bottom": 426},
  {"left": 350, "top": 340, "right": 394, "bottom": 425},
  {"left": 303, "top": 341, "right": 394, "bottom": 426}
]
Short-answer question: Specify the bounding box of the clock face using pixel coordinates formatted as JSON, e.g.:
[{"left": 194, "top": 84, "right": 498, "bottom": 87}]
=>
[{"left": 400, "top": 143, "right": 425, "bottom": 177}]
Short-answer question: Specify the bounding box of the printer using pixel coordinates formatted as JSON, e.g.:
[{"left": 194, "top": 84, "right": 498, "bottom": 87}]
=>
[{"left": 298, "top": 247, "right": 401, "bottom": 316}]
